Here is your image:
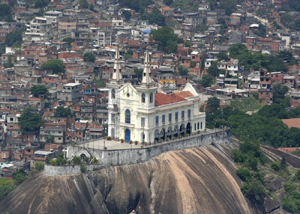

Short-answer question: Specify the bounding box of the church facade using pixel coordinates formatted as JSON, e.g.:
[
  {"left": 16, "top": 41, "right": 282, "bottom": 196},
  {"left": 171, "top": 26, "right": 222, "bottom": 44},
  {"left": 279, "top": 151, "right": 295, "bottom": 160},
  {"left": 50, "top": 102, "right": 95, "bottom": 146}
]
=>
[{"left": 107, "top": 48, "right": 206, "bottom": 143}]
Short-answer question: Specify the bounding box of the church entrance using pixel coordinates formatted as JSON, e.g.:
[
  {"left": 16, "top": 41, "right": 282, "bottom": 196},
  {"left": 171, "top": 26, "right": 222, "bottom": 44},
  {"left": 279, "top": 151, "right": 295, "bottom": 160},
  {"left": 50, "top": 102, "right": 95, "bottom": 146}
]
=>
[{"left": 125, "top": 129, "right": 130, "bottom": 142}]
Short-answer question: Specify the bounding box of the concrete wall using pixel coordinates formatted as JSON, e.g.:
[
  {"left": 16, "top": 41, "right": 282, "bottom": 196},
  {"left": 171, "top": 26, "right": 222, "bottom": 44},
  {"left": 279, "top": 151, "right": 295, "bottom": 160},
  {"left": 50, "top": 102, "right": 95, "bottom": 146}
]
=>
[
  {"left": 67, "top": 130, "right": 231, "bottom": 168},
  {"left": 44, "top": 165, "right": 81, "bottom": 176}
]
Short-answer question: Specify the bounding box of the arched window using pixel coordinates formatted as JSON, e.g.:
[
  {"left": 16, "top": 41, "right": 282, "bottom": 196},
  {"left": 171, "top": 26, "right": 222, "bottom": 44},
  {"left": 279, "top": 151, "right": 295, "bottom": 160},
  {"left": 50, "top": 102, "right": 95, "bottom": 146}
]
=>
[
  {"left": 150, "top": 93, "right": 153, "bottom": 103},
  {"left": 125, "top": 109, "right": 131, "bottom": 124},
  {"left": 141, "top": 93, "right": 145, "bottom": 103},
  {"left": 111, "top": 89, "right": 115, "bottom": 99}
]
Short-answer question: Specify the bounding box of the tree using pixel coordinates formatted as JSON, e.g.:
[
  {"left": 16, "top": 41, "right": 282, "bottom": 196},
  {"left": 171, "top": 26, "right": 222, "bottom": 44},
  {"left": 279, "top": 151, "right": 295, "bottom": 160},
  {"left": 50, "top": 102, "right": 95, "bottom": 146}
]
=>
[
  {"left": 272, "top": 83, "right": 289, "bottom": 105},
  {"left": 119, "top": 0, "right": 152, "bottom": 12},
  {"left": 4, "top": 55, "right": 13, "bottom": 68},
  {"left": 63, "top": 37, "right": 74, "bottom": 49},
  {"left": 142, "top": 8, "right": 165, "bottom": 26},
  {"left": 19, "top": 108, "right": 43, "bottom": 133},
  {"left": 83, "top": 52, "right": 96, "bottom": 63},
  {"left": 34, "top": 0, "right": 49, "bottom": 8},
  {"left": 0, "top": 4, "right": 13, "bottom": 22},
  {"left": 73, "top": 156, "right": 81, "bottom": 165},
  {"left": 217, "top": 52, "right": 229, "bottom": 61},
  {"left": 200, "top": 75, "right": 213, "bottom": 87},
  {"left": 241, "top": 179, "right": 266, "bottom": 204},
  {"left": 35, "top": 161, "right": 44, "bottom": 171},
  {"left": 150, "top": 26, "right": 182, "bottom": 53},
  {"left": 54, "top": 106, "right": 74, "bottom": 117},
  {"left": 207, "top": 61, "right": 220, "bottom": 77},
  {"left": 206, "top": 97, "right": 220, "bottom": 112},
  {"left": 46, "top": 135, "right": 54, "bottom": 144},
  {"left": 253, "top": 23, "right": 266, "bottom": 38},
  {"left": 79, "top": 0, "right": 89, "bottom": 8},
  {"left": 5, "top": 28, "right": 24, "bottom": 47},
  {"left": 0, "top": 178, "right": 15, "bottom": 202},
  {"left": 134, "top": 68, "right": 143, "bottom": 80},
  {"left": 236, "top": 167, "right": 252, "bottom": 181},
  {"left": 163, "top": 0, "right": 173, "bottom": 5},
  {"left": 122, "top": 10, "right": 131, "bottom": 21},
  {"left": 178, "top": 66, "right": 189, "bottom": 76},
  {"left": 124, "top": 49, "right": 133, "bottom": 60},
  {"left": 13, "top": 169, "right": 27, "bottom": 185},
  {"left": 30, "top": 85, "right": 48, "bottom": 98},
  {"left": 41, "top": 59, "right": 65, "bottom": 74},
  {"left": 229, "top": 44, "right": 249, "bottom": 59}
]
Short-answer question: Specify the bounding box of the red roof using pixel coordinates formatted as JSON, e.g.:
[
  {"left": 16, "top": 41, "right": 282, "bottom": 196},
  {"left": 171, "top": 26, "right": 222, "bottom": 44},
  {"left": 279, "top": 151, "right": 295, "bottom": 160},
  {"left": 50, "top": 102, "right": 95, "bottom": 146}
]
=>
[
  {"left": 155, "top": 93, "right": 186, "bottom": 107},
  {"left": 281, "top": 118, "right": 300, "bottom": 129},
  {"left": 174, "top": 91, "right": 194, "bottom": 99}
]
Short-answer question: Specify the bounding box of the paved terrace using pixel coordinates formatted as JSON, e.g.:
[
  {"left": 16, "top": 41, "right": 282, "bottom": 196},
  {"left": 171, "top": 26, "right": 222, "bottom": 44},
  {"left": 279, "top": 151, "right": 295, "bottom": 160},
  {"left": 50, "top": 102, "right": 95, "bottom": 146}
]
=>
[{"left": 76, "top": 128, "right": 227, "bottom": 151}]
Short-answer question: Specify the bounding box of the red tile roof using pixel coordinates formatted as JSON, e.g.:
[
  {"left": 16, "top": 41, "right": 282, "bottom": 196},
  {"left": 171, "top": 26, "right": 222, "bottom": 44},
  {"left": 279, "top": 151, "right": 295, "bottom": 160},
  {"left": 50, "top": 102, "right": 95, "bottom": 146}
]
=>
[
  {"left": 174, "top": 91, "right": 194, "bottom": 99},
  {"left": 281, "top": 118, "right": 300, "bottom": 129},
  {"left": 155, "top": 93, "right": 186, "bottom": 107}
]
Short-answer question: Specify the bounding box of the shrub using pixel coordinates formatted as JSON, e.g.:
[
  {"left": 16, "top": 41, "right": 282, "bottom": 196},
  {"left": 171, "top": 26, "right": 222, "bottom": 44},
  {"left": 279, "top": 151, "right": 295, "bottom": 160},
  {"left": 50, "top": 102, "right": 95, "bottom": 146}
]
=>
[
  {"left": 282, "top": 196, "right": 298, "bottom": 213},
  {"left": 73, "top": 156, "right": 81, "bottom": 165},
  {"left": 232, "top": 149, "right": 246, "bottom": 163},
  {"left": 80, "top": 163, "right": 87, "bottom": 173},
  {"left": 271, "top": 161, "right": 281, "bottom": 171},
  {"left": 35, "top": 161, "right": 44, "bottom": 171},
  {"left": 106, "top": 136, "right": 111, "bottom": 140},
  {"left": 294, "top": 169, "right": 300, "bottom": 181},
  {"left": 284, "top": 182, "right": 296, "bottom": 193},
  {"left": 91, "top": 157, "right": 98, "bottom": 164},
  {"left": 241, "top": 179, "right": 266, "bottom": 204},
  {"left": 236, "top": 167, "right": 251, "bottom": 181},
  {"left": 120, "top": 139, "right": 124, "bottom": 143}
]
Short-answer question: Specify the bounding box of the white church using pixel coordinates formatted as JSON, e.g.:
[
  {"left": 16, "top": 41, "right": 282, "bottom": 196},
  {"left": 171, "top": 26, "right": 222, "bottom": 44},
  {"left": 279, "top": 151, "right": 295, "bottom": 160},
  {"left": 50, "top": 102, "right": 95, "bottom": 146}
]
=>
[{"left": 107, "top": 47, "right": 206, "bottom": 143}]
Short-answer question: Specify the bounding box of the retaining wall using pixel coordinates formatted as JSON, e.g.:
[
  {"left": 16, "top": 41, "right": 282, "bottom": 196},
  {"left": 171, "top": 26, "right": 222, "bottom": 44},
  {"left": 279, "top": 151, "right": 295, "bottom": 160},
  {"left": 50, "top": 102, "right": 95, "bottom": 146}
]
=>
[
  {"left": 44, "top": 165, "right": 81, "bottom": 176},
  {"left": 67, "top": 130, "right": 231, "bottom": 169}
]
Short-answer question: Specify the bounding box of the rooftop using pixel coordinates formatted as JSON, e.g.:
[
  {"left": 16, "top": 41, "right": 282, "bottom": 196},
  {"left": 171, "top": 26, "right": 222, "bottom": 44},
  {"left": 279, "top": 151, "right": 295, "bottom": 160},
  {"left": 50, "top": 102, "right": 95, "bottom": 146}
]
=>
[
  {"left": 281, "top": 118, "right": 300, "bottom": 129},
  {"left": 155, "top": 91, "right": 193, "bottom": 107}
]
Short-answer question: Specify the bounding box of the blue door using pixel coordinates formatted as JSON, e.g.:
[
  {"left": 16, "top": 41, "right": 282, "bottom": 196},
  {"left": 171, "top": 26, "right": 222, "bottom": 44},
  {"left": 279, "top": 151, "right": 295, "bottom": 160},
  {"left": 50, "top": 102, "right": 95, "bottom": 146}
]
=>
[{"left": 125, "top": 129, "right": 130, "bottom": 142}]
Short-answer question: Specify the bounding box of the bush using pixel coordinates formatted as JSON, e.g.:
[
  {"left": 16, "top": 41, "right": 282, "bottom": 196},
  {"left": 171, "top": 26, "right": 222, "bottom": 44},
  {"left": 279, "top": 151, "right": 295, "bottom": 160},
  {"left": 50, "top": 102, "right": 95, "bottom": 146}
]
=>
[
  {"left": 271, "top": 161, "right": 281, "bottom": 171},
  {"left": 282, "top": 196, "right": 298, "bottom": 213},
  {"left": 80, "top": 163, "right": 87, "bottom": 173},
  {"left": 294, "top": 170, "right": 300, "bottom": 181},
  {"left": 284, "top": 182, "right": 296, "bottom": 193},
  {"left": 232, "top": 149, "right": 246, "bottom": 163},
  {"left": 35, "top": 161, "right": 44, "bottom": 171},
  {"left": 241, "top": 179, "right": 266, "bottom": 204},
  {"left": 236, "top": 167, "right": 252, "bottom": 181},
  {"left": 73, "top": 156, "right": 81, "bottom": 165}
]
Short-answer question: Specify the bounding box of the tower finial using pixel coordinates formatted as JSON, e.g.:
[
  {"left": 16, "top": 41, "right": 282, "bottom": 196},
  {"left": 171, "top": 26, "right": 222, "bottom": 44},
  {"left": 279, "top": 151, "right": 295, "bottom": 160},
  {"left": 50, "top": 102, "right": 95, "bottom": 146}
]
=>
[
  {"left": 141, "top": 48, "right": 151, "bottom": 86},
  {"left": 112, "top": 45, "right": 122, "bottom": 81}
]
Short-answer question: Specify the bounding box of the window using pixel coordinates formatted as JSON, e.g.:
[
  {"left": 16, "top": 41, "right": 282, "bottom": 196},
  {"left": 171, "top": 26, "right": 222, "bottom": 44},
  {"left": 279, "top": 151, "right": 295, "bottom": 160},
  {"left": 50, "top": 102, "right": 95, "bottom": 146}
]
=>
[
  {"left": 175, "top": 112, "right": 178, "bottom": 121},
  {"left": 150, "top": 93, "right": 153, "bottom": 103},
  {"left": 155, "top": 116, "right": 159, "bottom": 125},
  {"left": 162, "top": 115, "right": 165, "bottom": 123},
  {"left": 10, "top": 118, "right": 13, "bottom": 121},
  {"left": 169, "top": 113, "right": 172, "bottom": 122},
  {"left": 194, "top": 123, "right": 196, "bottom": 130},
  {"left": 125, "top": 109, "right": 131, "bottom": 123},
  {"left": 201, "top": 122, "right": 203, "bottom": 129},
  {"left": 142, "top": 93, "right": 145, "bottom": 103},
  {"left": 111, "top": 89, "right": 115, "bottom": 99},
  {"left": 181, "top": 111, "right": 185, "bottom": 120},
  {"left": 141, "top": 117, "right": 145, "bottom": 127},
  {"left": 198, "top": 122, "right": 200, "bottom": 130},
  {"left": 112, "top": 114, "right": 115, "bottom": 121},
  {"left": 188, "top": 109, "right": 191, "bottom": 118}
]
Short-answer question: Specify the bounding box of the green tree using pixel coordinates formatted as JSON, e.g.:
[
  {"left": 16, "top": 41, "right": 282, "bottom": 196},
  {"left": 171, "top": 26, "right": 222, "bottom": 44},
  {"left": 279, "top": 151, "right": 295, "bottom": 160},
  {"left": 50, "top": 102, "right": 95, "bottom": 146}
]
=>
[
  {"left": 253, "top": 23, "right": 266, "bottom": 38},
  {"left": 272, "top": 83, "right": 289, "bottom": 105},
  {"left": 54, "top": 106, "right": 74, "bottom": 117},
  {"left": 206, "top": 97, "right": 220, "bottom": 112},
  {"left": 34, "top": 0, "right": 49, "bottom": 8},
  {"left": 178, "top": 66, "right": 189, "bottom": 76},
  {"left": 236, "top": 167, "right": 252, "bottom": 181},
  {"left": 13, "top": 169, "right": 27, "bottom": 185},
  {"left": 134, "top": 68, "right": 143, "bottom": 80},
  {"left": 79, "top": 0, "right": 89, "bottom": 8},
  {"left": 217, "top": 52, "right": 229, "bottom": 61},
  {"left": 4, "top": 56, "right": 13, "bottom": 68},
  {"left": 122, "top": 10, "right": 131, "bottom": 21},
  {"left": 207, "top": 61, "right": 220, "bottom": 77},
  {"left": 119, "top": 0, "right": 152, "bottom": 12},
  {"left": 150, "top": 26, "right": 182, "bottom": 53},
  {"left": 0, "top": 4, "right": 13, "bottom": 22},
  {"left": 124, "top": 49, "right": 133, "bottom": 60},
  {"left": 5, "top": 28, "right": 25, "bottom": 47},
  {"left": 30, "top": 85, "right": 48, "bottom": 98},
  {"left": 41, "top": 59, "right": 65, "bottom": 74},
  {"left": 46, "top": 135, "right": 54, "bottom": 144},
  {"left": 241, "top": 179, "right": 266, "bottom": 204},
  {"left": 73, "top": 156, "right": 81, "bottom": 165},
  {"left": 83, "top": 52, "right": 96, "bottom": 63},
  {"left": 19, "top": 108, "right": 43, "bottom": 133},
  {"left": 142, "top": 8, "right": 165, "bottom": 26},
  {"left": 0, "top": 178, "right": 15, "bottom": 202},
  {"left": 229, "top": 43, "right": 249, "bottom": 59},
  {"left": 200, "top": 74, "right": 213, "bottom": 87},
  {"left": 63, "top": 37, "right": 74, "bottom": 49},
  {"left": 35, "top": 161, "right": 44, "bottom": 171}
]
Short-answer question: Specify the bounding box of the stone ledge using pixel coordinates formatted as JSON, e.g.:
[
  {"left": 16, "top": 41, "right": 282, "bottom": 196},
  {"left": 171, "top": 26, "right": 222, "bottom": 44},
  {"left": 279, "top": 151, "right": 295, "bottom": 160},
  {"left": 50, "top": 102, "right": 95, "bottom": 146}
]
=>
[{"left": 44, "top": 165, "right": 81, "bottom": 176}]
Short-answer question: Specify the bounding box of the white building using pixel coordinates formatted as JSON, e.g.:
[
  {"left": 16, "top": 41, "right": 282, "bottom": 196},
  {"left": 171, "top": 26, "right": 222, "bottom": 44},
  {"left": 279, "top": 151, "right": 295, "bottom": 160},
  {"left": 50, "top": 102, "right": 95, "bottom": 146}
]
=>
[{"left": 107, "top": 47, "right": 206, "bottom": 143}]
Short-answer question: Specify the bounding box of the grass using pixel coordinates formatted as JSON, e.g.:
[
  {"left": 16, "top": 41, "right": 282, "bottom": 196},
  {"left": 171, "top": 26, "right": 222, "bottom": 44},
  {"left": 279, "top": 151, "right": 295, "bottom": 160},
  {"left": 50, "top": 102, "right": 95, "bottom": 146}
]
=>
[{"left": 230, "top": 96, "right": 263, "bottom": 112}]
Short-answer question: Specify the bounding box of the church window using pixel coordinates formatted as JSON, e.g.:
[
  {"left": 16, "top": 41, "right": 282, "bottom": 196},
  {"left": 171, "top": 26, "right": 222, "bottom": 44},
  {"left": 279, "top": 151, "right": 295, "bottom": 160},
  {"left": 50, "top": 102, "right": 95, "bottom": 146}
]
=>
[
  {"left": 169, "top": 113, "right": 172, "bottom": 122},
  {"left": 175, "top": 112, "right": 178, "bottom": 121},
  {"left": 162, "top": 115, "right": 165, "bottom": 124},
  {"left": 150, "top": 93, "right": 153, "bottom": 103},
  {"left": 125, "top": 109, "right": 131, "bottom": 123},
  {"left": 194, "top": 123, "right": 196, "bottom": 130},
  {"left": 141, "top": 117, "right": 145, "bottom": 127},
  {"left": 198, "top": 122, "right": 200, "bottom": 130},
  {"left": 181, "top": 111, "right": 185, "bottom": 120},
  {"left": 111, "top": 89, "right": 115, "bottom": 99},
  {"left": 142, "top": 93, "right": 145, "bottom": 103},
  {"left": 155, "top": 116, "right": 159, "bottom": 125},
  {"left": 127, "top": 93, "right": 130, "bottom": 98},
  {"left": 201, "top": 122, "right": 203, "bottom": 129},
  {"left": 188, "top": 109, "right": 191, "bottom": 118}
]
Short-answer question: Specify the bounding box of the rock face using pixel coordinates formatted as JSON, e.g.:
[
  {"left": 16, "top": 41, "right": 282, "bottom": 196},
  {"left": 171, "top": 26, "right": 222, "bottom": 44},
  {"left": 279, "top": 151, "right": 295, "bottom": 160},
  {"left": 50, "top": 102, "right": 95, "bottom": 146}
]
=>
[{"left": 0, "top": 144, "right": 259, "bottom": 214}]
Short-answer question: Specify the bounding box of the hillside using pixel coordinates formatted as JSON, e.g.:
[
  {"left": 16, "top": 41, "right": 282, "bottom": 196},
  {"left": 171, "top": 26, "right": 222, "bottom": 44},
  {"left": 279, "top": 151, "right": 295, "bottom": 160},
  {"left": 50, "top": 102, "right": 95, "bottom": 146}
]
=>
[{"left": 0, "top": 143, "right": 259, "bottom": 214}]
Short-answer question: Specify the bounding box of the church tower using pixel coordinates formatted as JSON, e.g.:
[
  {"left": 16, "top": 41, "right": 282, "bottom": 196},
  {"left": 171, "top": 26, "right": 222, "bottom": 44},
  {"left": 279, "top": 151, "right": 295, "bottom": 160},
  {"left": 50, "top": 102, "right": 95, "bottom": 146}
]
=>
[{"left": 107, "top": 46, "right": 123, "bottom": 139}]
